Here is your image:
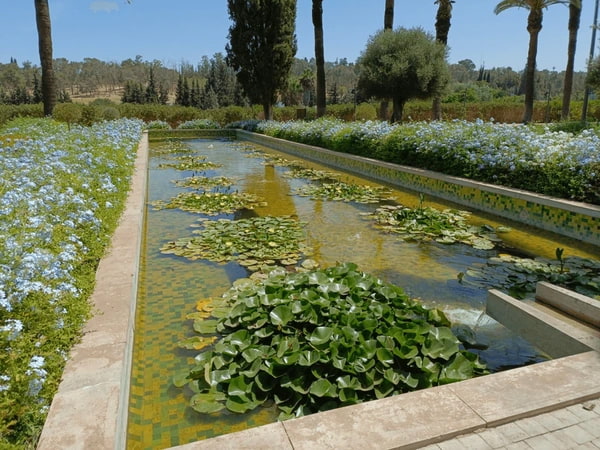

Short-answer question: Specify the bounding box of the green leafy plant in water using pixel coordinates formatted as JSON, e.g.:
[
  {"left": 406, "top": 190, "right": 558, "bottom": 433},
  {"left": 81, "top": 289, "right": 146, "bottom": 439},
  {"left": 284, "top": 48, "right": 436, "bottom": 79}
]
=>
[
  {"left": 295, "top": 181, "right": 395, "bottom": 204},
  {"left": 173, "top": 176, "right": 235, "bottom": 190},
  {"left": 151, "top": 139, "right": 194, "bottom": 155},
  {"left": 362, "top": 203, "right": 510, "bottom": 250},
  {"left": 174, "top": 262, "right": 488, "bottom": 419},
  {"left": 283, "top": 167, "right": 339, "bottom": 181},
  {"left": 150, "top": 191, "right": 266, "bottom": 215},
  {"left": 160, "top": 216, "right": 312, "bottom": 271},
  {"left": 158, "top": 155, "right": 222, "bottom": 171},
  {"left": 460, "top": 252, "right": 600, "bottom": 299}
]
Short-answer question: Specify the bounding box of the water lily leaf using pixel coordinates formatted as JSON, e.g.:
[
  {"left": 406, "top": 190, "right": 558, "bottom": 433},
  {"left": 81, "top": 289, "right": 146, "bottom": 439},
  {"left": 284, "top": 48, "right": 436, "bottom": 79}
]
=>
[
  {"left": 178, "top": 336, "right": 217, "bottom": 350},
  {"left": 172, "top": 372, "right": 190, "bottom": 388},
  {"left": 228, "top": 376, "right": 251, "bottom": 396},
  {"left": 225, "top": 395, "right": 260, "bottom": 414},
  {"left": 309, "top": 378, "right": 337, "bottom": 397},
  {"left": 270, "top": 305, "right": 294, "bottom": 327},
  {"left": 307, "top": 327, "right": 333, "bottom": 345},
  {"left": 190, "top": 392, "right": 226, "bottom": 414},
  {"left": 193, "top": 319, "right": 219, "bottom": 334},
  {"left": 298, "top": 350, "right": 320, "bottom": 366}
]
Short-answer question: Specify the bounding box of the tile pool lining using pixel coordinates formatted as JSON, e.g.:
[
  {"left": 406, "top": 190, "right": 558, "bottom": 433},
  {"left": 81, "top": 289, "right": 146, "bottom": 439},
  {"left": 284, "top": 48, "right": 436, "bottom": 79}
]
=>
[{"left": 38, "top": 130, "right": 599, "bottom": 449}]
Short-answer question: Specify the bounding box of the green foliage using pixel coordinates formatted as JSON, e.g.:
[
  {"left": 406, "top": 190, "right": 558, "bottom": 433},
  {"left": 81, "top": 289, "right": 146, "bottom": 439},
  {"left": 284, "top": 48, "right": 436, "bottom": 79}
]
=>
[
  {"left": 52, "top": 103, "right": 82, "bottom": 129},
  {"left": 177, "top": 119, "right": 220, "bottom": 129},
  {"left": 161, "top": 216, "right": 312, "bottom": 271},
  {"left": 362, "top": 201, "right": 510, "bottom": 249},
  {"left": 176, "top": 263, "right": 488, "bottom": 419},
  {"left": 357, "top": 27, "right": 449, "bottom": 121},
  {"left": 226, "top": 0, "right": 297, "bottom": 118},
  {"left": 146, "top": 120, "right": 171, "bottom": 130},
  {"left": 461, "top": 253, "right": 600, "bottom": 300},
  {"left": 294, "top": 181, "right": 395, "bottom": 204},
  {"left": 150, "top": 191, "right": 265, "bottom": 215},
  {"left": 354, "top": 103, "right": 377, "bottom": 121}
]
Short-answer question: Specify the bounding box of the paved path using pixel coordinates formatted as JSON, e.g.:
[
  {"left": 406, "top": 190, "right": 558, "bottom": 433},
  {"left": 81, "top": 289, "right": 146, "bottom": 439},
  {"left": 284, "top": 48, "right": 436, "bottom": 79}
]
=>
[{"left": 420, "top": 399, "right": 600, "bottom": 450}]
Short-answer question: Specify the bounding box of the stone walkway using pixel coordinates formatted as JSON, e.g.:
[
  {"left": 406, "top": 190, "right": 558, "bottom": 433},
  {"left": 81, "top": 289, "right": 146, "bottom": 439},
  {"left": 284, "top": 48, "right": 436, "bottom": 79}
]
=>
[{"left": 421, "top": 399, "right": 600, "bottom": 450}]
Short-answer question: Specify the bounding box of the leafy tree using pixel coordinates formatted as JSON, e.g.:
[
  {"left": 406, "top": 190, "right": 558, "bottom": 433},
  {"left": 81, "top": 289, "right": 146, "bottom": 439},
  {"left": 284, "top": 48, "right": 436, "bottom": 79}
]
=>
[
  {"left": 32, "top": 72, "right": 43, "bottom": 103},
  {"left": 562, "top": 0, "right": 582, "bottom": 120},
  {"left": 313, "top": 0, "right": 326, "bottom": 116},
  {"left": 226, "top": 0, "right": 297, "bottom": 119},
  {"left": 433, "top": 0, "right": 454, "bottom": 119},
  {"left": 357, "top": 27, "right": 449, "bottom": 122},
  {"left": 494, "top": 0, "right": 576, "bottom": 123},
  {"left": 34, "top": 0, "right": 56, "bottom": 115}
]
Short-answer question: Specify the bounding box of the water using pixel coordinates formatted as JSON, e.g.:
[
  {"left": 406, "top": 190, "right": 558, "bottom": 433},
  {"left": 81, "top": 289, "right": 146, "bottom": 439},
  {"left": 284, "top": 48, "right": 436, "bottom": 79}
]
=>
[{"left": 126, "top": 137, "right": 598, "bottom": 449}]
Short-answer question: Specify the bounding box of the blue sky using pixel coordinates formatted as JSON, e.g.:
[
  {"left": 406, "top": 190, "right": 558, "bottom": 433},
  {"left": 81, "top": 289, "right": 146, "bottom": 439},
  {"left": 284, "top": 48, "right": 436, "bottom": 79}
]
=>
[{"left": 1, "top": 1, "right": 598, "bottom": 71}]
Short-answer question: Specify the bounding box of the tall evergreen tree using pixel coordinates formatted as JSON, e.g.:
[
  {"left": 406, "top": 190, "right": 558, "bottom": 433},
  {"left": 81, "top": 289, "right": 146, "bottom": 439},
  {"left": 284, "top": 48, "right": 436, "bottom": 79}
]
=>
[
  {"left": 433, "top": 0, "right": 454, "bottom": 120},
  {"left": 34, "top": 0, "right": 56, "bottom": 115},
  {"left": 380, "top": 0, "right": 394, "bottom": 120},
  {"left": 226, "top": 0, "right": 297, "bottom": 119},
  {"left": 313, "top": 0, "right": 326, "bottom": 116},
  {"left": 145, "top": 67, "right": 159, "bottom": 103}
]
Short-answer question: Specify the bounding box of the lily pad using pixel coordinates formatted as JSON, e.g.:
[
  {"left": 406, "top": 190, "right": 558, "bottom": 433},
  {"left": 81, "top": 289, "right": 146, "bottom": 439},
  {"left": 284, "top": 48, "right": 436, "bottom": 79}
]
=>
[
  {"left": 363, "top": 203, "right": 504, "bottom": 249},
  {"left": 160, "top": 216, "right": 312, "bottom": 271},
  {"left": 294, "top": 181, "right": 395, "bottom": 204},
  {"left": 173, "top": 176, "right": 235, "bottom": 190},
  {"left": 150, "top": 192, "right": 266, "bottom": 215}
]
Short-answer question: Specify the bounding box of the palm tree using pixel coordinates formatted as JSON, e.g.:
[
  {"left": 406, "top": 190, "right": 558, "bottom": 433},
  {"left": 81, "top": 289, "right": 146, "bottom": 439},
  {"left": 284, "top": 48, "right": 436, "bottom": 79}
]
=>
[
  {"left": 494, "top": 0, "right": 574, "bottom": 123},
  {"left": 34, "top": 0, "right": 56, "bottom": 116},
  {"left": 313, "top": 0, "right": 326, "bottom": 117},
  {"left": 562, "top": 0, "right": 582, "bottom": 120},
  {"left": 380, "top": 0, "right": 394, "bottom": 120},
  {"left": 433, "top": 0, "right": 454, "bottom": 120}
]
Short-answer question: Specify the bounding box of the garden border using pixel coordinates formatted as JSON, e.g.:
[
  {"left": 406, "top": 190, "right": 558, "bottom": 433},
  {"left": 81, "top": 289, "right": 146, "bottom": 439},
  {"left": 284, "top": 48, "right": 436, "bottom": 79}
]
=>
[
  {"left": 236, "top": 130, "right": 600, "bottom": 247},
  {"left": 37, "top": 132, "right": 148, "bottom": 450}
]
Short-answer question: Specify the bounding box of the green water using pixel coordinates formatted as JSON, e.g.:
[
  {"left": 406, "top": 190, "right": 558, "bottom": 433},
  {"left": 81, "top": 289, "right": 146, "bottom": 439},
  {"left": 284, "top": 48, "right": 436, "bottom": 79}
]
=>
[{"left": 126, "top": 138, "right": 598, "bottom": 449}]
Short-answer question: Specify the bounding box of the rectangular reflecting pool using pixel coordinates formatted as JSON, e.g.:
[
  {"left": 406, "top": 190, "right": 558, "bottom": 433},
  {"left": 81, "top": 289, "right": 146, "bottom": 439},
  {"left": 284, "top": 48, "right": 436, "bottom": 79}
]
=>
[{"left": 126, "top": 137, "right": 598, "bottom": 449}]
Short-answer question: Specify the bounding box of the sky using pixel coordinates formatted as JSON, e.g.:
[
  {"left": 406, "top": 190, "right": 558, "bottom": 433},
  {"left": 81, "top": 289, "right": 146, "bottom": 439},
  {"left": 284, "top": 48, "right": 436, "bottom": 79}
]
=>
[{"left": 1, "top": 0, "right": 599, "bottom": 72}]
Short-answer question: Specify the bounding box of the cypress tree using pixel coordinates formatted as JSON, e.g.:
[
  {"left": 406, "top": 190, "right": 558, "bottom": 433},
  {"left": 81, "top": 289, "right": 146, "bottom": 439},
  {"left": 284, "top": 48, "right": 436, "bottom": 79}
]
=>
[{"left": 226, "top": 0, "right": 297, "bottom": 119}]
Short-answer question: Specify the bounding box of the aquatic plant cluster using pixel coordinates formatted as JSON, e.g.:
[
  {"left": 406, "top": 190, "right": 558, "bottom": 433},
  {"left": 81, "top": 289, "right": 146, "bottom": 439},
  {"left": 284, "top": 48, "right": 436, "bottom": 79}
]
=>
[
  {"left": 0, "top": 118, "right": 143, "bottom": 445},
  {"left": 250, "top": 118, "right": 600, "bottom": 204},
  {"left": 176, "top": 263, "right": 488, "bottom": 418}
]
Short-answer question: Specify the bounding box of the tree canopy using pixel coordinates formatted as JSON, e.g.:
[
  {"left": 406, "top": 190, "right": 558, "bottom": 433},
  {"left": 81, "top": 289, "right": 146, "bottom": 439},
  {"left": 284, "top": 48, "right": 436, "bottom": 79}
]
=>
[
  {"left": 357, "top": 27, "right": 449, "bottom": 122},
  {"left": 226, "top": 0, "right": 297, "bottom": 120}
]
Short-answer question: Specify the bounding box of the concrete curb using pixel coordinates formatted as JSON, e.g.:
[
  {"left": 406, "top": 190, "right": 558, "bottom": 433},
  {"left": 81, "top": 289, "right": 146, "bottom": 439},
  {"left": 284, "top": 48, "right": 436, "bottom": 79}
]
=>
[{"left": 37, "top": 132, "right": 148, "bottom": 450}]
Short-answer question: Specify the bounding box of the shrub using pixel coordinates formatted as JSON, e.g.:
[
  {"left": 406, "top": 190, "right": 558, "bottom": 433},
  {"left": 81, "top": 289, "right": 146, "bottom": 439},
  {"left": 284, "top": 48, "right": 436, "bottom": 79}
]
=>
[
  {"left": 52, "top": 103, "right": 82, "bottom": 129},
  {"left": 177, "top": 119, "right": 220, "bottom": 129},
  {"left": 146, "top": 120, "right": 171, "bottom": 130}
]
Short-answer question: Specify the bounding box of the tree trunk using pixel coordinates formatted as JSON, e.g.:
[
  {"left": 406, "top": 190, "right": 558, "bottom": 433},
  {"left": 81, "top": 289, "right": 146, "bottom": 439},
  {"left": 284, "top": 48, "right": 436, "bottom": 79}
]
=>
[
  {"left": 380, "top": 0, "right": 394, "bottom": 120},
  {"left": 34, "top": 0, "right": 56, "bottom": 116},
  {"left": 562, "top": 3, "right": 581, "bottom": 121},
  {"left": 391, "top": 97, "right": 405, "bottom": 123},
  {"left": 263, "top": 102, "right": 273, "bottom": 121},
  {"left": 523, "top": 9, "right": 542, "bottom": 124},
  {"left": 384, "top": 0, "right": 394, "bottom": 30},
  {"left": 313, "top": 0, "right": 326, "bottom": 117}
]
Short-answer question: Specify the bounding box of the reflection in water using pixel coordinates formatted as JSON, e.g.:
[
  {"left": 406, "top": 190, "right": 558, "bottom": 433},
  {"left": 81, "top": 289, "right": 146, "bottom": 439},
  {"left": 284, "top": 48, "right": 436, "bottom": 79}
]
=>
[{"left": 127, "top": 138, "right": 595, "bottom": 449}]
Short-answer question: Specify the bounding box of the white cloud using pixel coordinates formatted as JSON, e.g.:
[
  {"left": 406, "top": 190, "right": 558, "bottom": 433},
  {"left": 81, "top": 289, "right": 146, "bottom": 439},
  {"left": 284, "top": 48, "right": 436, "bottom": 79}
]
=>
[{"left": 89, "top": 1, "right": 119, "bottom": 13}]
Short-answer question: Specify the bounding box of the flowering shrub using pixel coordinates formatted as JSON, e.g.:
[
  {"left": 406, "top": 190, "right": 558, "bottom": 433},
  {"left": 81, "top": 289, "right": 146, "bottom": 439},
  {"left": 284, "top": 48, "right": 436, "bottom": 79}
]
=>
[
  {"left": 0, "top": 118, "right": 143, "bottom": 447},
  {"left": 145, "top": 120, "right": 171, "bottom": 130},
  {"left": 177, "top": 119, "right": 220, "bottom": 130},
  {"left": 253, "top": 119, "right": 599, "bottom": 204}
]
